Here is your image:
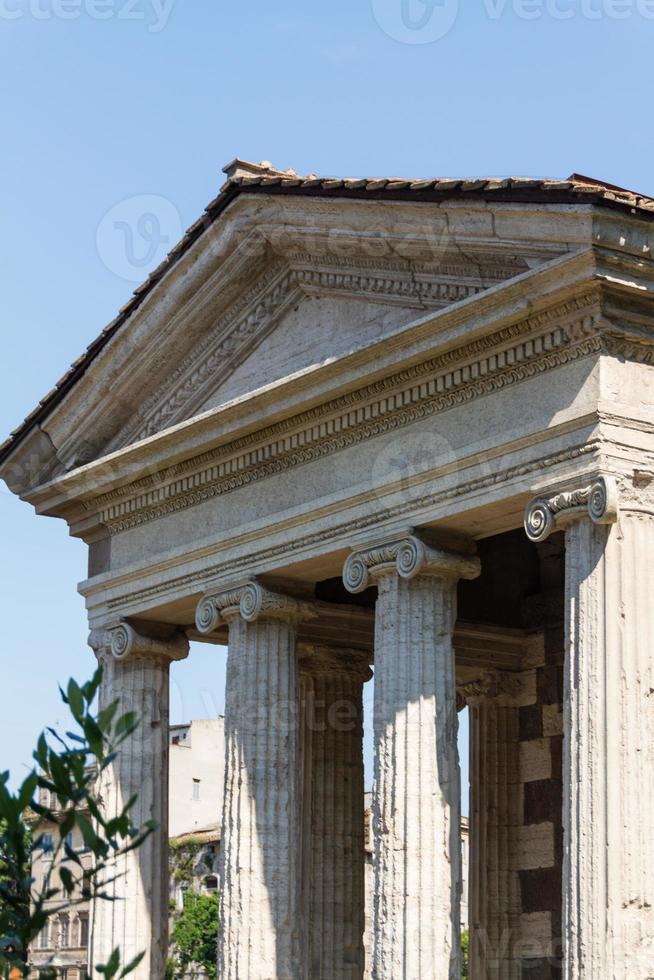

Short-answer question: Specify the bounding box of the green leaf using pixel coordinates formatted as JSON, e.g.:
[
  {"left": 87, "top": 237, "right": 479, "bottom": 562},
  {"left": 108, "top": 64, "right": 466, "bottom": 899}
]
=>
[
  {"left": 76, "top": 813, "right": 102, "bottom": 855},
  {"left": 82, "top": 665, "right": 103, "bottom": 704},
  {"left": 59, "top": 866, "right": 74, "bottom": 895},
  {"left": 67, "top": 679, "right": 85, "bottom": 720},
  {"left": 114, "top": 711, "right": 138, "bottom": 738},
  {"left": 119, "top": 951, "right": 145, "bottom": 977},
  {"left": 97, "top": 947, "right": 120, "bottom": 978},
  {"left": 17, "top": 771, "right": 38, "bottom": 811},
  {"left": 97, "top": 701, "right": 119, "bottom": 734}
]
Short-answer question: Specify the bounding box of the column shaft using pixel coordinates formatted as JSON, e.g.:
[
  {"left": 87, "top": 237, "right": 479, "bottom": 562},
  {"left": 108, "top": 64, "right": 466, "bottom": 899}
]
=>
[
  {"left": 373, "top": 572, "right": 461, "bottom": 980},
  {"left": 304, "top": 653, "right": 368, "bottom": 980},
  {"left": 219, "top": 616, "right": 302, "bottom": 980},
  {"left": 564, "top": 510, "right": 654, "bottom": 978},
  {"left": 90, "top": 653, "right": 170, "bottom": 979}
]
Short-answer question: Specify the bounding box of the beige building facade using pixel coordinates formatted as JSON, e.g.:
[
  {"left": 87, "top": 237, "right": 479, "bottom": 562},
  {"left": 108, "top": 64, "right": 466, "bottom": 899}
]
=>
[
  {"left": 4, "top": 159, "right": 654, "bottom": 978},
  {"left": 28, "top": 787, "right": 92, "bottom": 980},
  {"left": 169, "top": 719, "right": 225, "bottom": 839}
]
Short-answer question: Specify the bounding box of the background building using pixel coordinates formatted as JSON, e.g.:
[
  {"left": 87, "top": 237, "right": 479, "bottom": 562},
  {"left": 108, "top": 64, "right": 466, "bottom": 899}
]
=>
[
  {"left": 29, "top": 714, "right": 470, "bottom": 977},
  {"left": 28, "top": 786, "right": 92, "bottom": 980},
  {"left": 28, "top": 719, "right": 225, "bottom": 978}
]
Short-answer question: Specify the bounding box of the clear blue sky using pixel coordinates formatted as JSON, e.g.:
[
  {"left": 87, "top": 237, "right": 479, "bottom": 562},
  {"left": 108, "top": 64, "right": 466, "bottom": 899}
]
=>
[{"left": 1, "top": 0, "right": 652, "bottom": 796}]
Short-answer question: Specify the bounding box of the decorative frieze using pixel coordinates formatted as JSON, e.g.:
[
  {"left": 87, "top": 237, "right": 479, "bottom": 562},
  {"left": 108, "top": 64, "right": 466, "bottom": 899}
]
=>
[
  {"left": 92, "top": 294, "right": 604, "bottom": 535},
  {"left": 524, "top": 475, "right": 619, "bottom": 542}
]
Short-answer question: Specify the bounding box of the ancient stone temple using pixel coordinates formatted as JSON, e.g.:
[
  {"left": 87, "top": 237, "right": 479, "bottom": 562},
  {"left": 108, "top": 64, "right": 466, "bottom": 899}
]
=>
[{"left": 2, "top": 160, "right": 653, "bottom": 979}]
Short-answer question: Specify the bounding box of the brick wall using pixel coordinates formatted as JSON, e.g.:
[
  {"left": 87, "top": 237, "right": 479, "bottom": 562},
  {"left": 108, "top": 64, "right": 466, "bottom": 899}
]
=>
[{"left": 516, "top": 627, "right": 564, "bottom": 977}]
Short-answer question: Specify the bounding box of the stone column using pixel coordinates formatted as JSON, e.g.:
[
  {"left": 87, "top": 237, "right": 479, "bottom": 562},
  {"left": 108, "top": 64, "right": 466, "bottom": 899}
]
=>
[
  {"left": 196, "top": 581, "right": 314, "bottom": 980},
  {"left": 344, "top": 535, "right": 480, "bottom": 980},
  {"left": 461, "top": 672, "right": 524, "bottom": 980},
  {"left": 300, "top": 646, "right": 371, "bottom": 980},
  {"left": 525, "top": 473, "right": 654, "bottom": 978},
  {"left": 89, "top": 622, "right": 189, "bottom": 979}
]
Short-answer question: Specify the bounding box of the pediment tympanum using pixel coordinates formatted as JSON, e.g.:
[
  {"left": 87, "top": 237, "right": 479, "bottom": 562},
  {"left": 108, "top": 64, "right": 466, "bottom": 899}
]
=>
[{"left": 108, "top": 247, "right": 534, "bottom": 453}]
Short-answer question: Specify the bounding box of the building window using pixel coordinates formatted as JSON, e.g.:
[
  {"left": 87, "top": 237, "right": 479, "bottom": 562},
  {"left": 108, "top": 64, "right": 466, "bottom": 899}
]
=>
[
  {"left": 192, "top": 779, "right": 200, "bottom": 800},
  {"left": 39, "top": 923, "right": 49, "bottom": 949},
  {"left": 40, "top": 833, "right": 54, "bottom": 856},
  {"left": 204, "top": 875, "right": 218, "bottom": 893},
  {"left": 79, "top": 915, "right": 89, "bottom": 947},
  {"left": 60, "top": 914, "right": 69, "bottom": 948}
]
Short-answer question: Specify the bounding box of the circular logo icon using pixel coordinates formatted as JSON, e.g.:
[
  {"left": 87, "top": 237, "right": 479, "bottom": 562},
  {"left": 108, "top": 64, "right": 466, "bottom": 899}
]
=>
[
  {"left": 96, "top": 193, "right": 183, "bottom": 282},
  {"left": 371, "top": 0, "right": 459, "bottom": 43},
  {"left": 370, "top": 428, "right": 458, "bottom": 508}
]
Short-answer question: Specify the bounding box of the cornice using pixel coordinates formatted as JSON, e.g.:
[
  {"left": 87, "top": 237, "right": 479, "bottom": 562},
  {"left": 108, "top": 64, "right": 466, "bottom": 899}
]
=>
[
  {"left": 22, "top": 248, "right": 654, "bottom": 534},
  {"left": 92, "top": 295, "right": 603, "bottom": 535}
]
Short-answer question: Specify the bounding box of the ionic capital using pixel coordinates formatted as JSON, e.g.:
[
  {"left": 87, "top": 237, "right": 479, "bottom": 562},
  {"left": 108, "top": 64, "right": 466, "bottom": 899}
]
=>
[
  {"left": 195, "top": 579, "right": 317, "bottom": 635},
  {"left": 524, "top": 475, "right": 619, "bottom": 543},
  {"left": 88, "top": 621, "right": 189, "bottom": 663},
  {"left": 342, "top": 534, "right": 480, "bottom": 594},
  {"left": 457, "top": 669, "right": 528, "bottom": 709},
  {"left": 299, "top": 644, "right": 373, "bottom": 682}
]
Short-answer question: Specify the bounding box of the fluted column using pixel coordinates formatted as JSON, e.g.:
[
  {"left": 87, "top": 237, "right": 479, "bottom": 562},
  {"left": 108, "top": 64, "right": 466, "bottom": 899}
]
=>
[
  {"left": 461, "top": 672, "right": 524, "bottom": 980},
  {"left": 196, "top": 581, "right": 314, "bottom": 980},
  {"left": 300, "top": 646, "right": 371, "bottom": 980},
  {"left": 525, "top": 473, "right": 654, "bottom": 978},
  {"left": 344, "top": 535, "right": 480, "bottom": 980},
  {"left": 88, "top": 622, "right": 189, "bottom": 979}
]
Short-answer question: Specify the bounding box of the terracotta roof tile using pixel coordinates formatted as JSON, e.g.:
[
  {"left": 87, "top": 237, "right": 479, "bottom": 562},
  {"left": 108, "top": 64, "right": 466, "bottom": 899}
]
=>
[{"left": 2, "top": 159, "right": 653, "bottom": 467}]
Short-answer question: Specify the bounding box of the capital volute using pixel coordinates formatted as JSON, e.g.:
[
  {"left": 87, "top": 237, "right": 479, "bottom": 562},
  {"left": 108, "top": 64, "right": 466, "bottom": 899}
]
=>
[
  {"left": 342, "top": 534, "right": 480, "bottom": 594},
  {"left": 195, "top": 579, "right": 317, "bottom": 635},
  {"left": 524, "top": 474, "right": 619, "bottom": 543},
  {"left": 89, "top": 621, "right": 189, "bottom": 663}
]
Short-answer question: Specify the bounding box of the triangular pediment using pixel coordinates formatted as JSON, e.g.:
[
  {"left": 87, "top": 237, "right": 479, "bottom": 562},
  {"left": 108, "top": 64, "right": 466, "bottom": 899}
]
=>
[
  {"left": 108, "top": 248, "right": 535, "bottom": 451},
  {"left": 7, "top": 185, "right": 585, "bottom": 491}
]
